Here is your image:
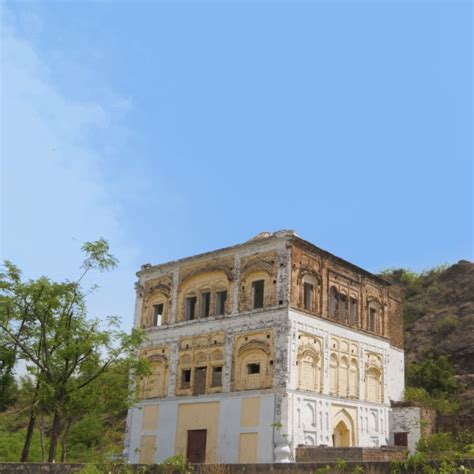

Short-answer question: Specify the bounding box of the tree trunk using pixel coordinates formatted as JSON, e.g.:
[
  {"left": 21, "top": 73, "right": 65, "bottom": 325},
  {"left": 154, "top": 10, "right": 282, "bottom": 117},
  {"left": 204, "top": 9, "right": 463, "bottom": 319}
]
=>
[
  {"left": 60, "top": 419, "right": 72, "bottom": 463},
  {"left": 38, "top": 419, "right": 46, "bottom": 462},
  {"left": 48, "top": 411, "right": 62, "bottom": 462},
  {"left": 20, "top": 410, "right": 36, "bottom": 462}
]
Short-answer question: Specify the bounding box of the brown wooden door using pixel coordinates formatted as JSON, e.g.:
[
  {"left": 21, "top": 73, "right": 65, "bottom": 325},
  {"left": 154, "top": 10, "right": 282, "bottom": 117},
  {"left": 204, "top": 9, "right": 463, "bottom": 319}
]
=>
[
  {"left": 187, "top": 429, "right": 207, "bottom": 463},
  {"left": 193, "top": 367, "right": 207, "bottom": 395}
]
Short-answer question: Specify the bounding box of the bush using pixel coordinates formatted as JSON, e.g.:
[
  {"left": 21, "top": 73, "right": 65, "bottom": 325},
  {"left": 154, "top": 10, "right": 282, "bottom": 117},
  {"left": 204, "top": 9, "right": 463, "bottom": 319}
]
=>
[
  {"left": 407, "top": 356, "right": 458, "bottom": 398},
  {"left": 435, "top": 315, "right": 459, "bottom": 336},
  {"left": 417, "top": 432, "right": 453, "bottom": 454}
]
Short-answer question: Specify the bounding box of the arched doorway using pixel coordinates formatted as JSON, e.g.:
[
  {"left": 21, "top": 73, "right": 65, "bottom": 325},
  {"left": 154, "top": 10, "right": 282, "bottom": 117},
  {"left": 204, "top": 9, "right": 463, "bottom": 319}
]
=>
[{"left": 333, "top": 420, "right": 351, "bottom": 447}]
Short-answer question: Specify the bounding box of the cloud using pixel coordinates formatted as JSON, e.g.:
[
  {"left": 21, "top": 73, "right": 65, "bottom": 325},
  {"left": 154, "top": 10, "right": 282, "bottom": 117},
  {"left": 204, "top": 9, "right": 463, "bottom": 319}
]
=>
[{"left": 0, "top": 8, "right": 138, "bottom": 331}]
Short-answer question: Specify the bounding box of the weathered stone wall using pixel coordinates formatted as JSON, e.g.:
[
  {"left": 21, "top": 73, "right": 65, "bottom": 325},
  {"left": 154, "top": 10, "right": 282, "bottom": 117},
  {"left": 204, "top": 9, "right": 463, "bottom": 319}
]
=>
[
  {"left": 2, "top": 460, "right": 474, "bottom": 474},
  {"left": 289, "top": 239, "right": 403, "bottom": 350},
  {"left": 295, "top": 445, "right": 407, "bottom": 462}
]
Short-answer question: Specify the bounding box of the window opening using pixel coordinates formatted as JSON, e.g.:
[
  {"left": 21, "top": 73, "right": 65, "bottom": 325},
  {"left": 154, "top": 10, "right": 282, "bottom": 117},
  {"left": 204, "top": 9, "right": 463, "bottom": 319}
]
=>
[
  {"left": 304, "top": 282, "right": 313, "bottom": 310},
  {"left": 211, "top": 366, "right": 222, "bottom": 387},
  {"left": 247, "top": 363, "right": 260, "bottom": 374},
  {"left": 252, "top": 280, "right": 264, "bottom": 309},
  {"left": 216, "top": 290, "right": 227, "bottom": 316},
  {"left": 153, "top": 303, "right": 163, "bottom": 326},
  {"left": 200, "top": 292, "right": 210, "bottom": 318},
  {"left": 181, "top": 369, "right": 191, "bottom": 389},
  {"left": 185, "top": 296, "right": 197, "bottom": 320}
]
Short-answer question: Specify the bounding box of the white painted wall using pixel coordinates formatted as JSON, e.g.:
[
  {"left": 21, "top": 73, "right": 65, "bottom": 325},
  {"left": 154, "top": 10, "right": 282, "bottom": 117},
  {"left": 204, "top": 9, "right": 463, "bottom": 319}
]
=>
[
  {"left": 390, "top": 406, "right": 421, "bottom": 454},
  {"left": 288, "top": 309, "right": 404, "bottom": 405},
  {"left": 387, "top": 346, "right": 405, "bottom": 402},
  {"left": 287, "top": 390, "right": 390, "bottom": 450}
]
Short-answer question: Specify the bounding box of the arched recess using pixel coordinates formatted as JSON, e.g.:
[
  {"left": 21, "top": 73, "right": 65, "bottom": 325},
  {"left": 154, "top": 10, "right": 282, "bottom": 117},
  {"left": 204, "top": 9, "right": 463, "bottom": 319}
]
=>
[
  {"left": 366, "top": 366, "right": 383, "bottom": 403},
  {"left": 339, "top": 356, "right": 349, "bottom": 397},
  {"left": 177, "top": 270, "right": 231, "bottom": 321},
  {"left": 297, "top": 269, "right": 321, "bottom": 314},
  {"left": 234, "top": 340, "right": 272, "bottom": 390},
  {"left": 349, "top": 358, "right": 359, "bottom": 398},
  {"left": 239, "top": 268, "right": 274, "bottom": 312},
  {"left": 333, "top": 409, "right": 355, "bottom": 447},
  {"left": 139, "top": 353, "right": 168, "bottom": 399},
  {"left": 367, "top": 298, "right": 381, "bottom": 334},
  {"left": 329, "top": 286, "right": 338, "bottom": 318},
  {"left": 329, "top": 353, "right": 338, "bottom": 396},
  {"left": 297, "top": 347, "right": 322, "bottom": 393}
]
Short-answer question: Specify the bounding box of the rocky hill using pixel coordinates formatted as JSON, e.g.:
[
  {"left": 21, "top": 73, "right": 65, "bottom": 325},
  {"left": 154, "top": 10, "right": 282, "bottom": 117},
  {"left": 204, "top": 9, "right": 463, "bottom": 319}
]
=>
[{"left": 381, "top": 260, "right": 474, "bottom": 422}]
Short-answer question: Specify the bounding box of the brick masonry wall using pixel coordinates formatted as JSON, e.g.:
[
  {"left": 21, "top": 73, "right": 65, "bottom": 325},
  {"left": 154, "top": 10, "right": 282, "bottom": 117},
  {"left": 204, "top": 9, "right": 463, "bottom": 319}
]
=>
[
  {"left": 295, "top": 446, "right": 407, "bottom": 463},
  {"left": 2, "top": 460, "right": 474, "bottom": 474}
]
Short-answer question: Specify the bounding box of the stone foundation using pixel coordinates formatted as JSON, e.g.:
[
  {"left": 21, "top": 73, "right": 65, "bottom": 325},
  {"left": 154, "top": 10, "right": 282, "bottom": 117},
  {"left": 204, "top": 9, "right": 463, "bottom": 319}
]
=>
[{"left": 295, "top": 446, "right": 407, "bottom": 463}]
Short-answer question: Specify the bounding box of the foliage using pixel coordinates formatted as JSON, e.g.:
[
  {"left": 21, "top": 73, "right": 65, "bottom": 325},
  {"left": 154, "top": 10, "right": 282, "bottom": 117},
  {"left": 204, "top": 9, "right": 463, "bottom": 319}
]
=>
[
  {"left": 0, "top": 238, "right": 147, "bottom": 462},
  {"left": 160, "top": 454, "right": 193, "bottom": 473},
  {"left": 417, "top": 431, "right": 474, "bottom": 456},
  {"left": 403, "top": 387, "right": 459, "bottom": 415},
  {"left": 434, "top": 315, "right": 459, "bottom": 337},
  {"left": 335, "top": 458, "right": 348, "bottom": 470},
  {"left": 406, "top": 356, "right": 458, "bottom": 398}
]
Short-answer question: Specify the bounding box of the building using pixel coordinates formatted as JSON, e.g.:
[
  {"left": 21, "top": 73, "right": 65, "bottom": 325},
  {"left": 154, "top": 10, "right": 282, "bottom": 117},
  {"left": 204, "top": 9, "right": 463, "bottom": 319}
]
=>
[{"left": 124, "top": 230, "right": 405, "bottom": 464}]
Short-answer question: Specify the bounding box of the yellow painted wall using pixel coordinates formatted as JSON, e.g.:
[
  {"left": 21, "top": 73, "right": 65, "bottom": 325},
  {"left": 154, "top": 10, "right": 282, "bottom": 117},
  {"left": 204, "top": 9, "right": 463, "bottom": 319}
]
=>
[
  {"left": 175, "top": 402, "right": 220, "bottom": 463},
  {"left": 142, "top": 404, "right": 159, "bottom": 432},
  {"left": 139, "top": 435, "right": 157, "bottom": 464},
  {"left": 240, "top": 397, "right": 260, "bottom": 427},
  {"left": 238, "top": 433, "right": 258, "bottom": 463}
]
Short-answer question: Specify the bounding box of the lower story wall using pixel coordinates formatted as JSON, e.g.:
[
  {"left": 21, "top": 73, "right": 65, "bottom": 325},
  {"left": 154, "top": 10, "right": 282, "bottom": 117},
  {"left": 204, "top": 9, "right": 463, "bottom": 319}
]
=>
[
  {"left": 125, "top": 392, "right": 276, "bottom": 464},
  {"left": 288, "top": 391, "right": 390, "bottom": 450}
]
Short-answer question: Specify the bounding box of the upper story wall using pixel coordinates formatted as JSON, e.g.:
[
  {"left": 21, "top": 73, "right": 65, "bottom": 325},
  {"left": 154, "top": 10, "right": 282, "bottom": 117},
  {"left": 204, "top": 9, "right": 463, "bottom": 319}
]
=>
[
  {"left": 289, "top": 240, "right": 403, "bottom": 349},
  {"left": 135, "top": 231, "right": 292, "bottom": 330},
  {"left": 134, "top": 231, "right": 403, "bottom": 350}
]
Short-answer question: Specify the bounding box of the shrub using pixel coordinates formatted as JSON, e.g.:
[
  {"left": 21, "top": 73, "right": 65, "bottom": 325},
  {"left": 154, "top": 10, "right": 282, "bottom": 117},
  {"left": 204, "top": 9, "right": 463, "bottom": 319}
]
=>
[{"left": 435, "top": 315, "right": 459, "bottom": 336}]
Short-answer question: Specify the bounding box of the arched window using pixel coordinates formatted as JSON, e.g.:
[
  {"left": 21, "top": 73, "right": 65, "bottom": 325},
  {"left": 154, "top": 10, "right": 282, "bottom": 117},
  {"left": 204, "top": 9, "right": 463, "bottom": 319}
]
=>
[
  {"left": 349, "top": 297, "right": 358, "bottom": 325},
  {"left": 329, "top": 287, "right": 338, "bottom": 318},
  {"left": 366, "top": 367, "right": 382, "bottom": 403},
  {"left": 185, "top": 292, "right": 198, "bottom": 321},
  {"left": 233, "top": 337, "right": 273, "bottom": 391},
  {"left": 139, "top": 353, "right": 168, "bottom": 399},
  {"left": 298, "top": 350, "right": 321, "bottom": 392},
  {"left": 339, "top": 293, "right": 348, "bottom": 321},
  {"left": 368, "top": 301, "right": 380, "bottom": 333},
  {"left": 339, "top": 356, "right": 349, "bottom": 397},
  {"left": 349, "top": 358, "right": 358, "bottom": 398}
]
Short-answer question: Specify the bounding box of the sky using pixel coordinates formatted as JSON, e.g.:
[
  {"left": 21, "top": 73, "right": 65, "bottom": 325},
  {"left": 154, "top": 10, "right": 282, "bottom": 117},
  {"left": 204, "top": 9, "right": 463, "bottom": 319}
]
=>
[{"left": 1, "top": 0, "right": 472, "bottom": 332}]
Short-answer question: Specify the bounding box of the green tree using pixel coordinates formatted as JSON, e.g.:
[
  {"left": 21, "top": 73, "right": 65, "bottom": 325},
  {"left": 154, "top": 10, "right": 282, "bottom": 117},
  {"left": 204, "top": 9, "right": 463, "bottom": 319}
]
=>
[
  {"left": 0, "top": 238, "right": 146, "bottom": 462},
  {"left": 407, "top": 356, "right": 458, "bottom": 397}
]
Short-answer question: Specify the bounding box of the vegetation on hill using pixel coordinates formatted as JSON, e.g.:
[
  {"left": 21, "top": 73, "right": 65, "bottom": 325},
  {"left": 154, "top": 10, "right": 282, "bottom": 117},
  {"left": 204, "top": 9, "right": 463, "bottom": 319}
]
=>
[{"left": 381, "top": 260, "right": 474, "bottom": 426}]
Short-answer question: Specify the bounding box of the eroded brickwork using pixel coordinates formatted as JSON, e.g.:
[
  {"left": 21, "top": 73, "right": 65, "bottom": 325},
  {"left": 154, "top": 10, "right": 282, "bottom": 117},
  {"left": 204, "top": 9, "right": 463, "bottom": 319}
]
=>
[{"left": 290, "top": 240, "right": 403, "bottom": 349}]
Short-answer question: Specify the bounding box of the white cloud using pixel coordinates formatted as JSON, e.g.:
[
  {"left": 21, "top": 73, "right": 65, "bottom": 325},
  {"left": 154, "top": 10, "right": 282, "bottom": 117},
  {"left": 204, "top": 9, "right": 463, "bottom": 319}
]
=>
[{"left": 0, "top": 9, "right": 138, "bottom": 332}]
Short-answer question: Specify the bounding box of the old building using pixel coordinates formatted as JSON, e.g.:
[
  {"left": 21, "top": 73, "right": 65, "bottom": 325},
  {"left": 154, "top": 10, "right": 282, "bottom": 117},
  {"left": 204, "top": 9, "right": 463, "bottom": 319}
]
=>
[{"left": 124, "top": 230, "right": 405, "bottom": 464}]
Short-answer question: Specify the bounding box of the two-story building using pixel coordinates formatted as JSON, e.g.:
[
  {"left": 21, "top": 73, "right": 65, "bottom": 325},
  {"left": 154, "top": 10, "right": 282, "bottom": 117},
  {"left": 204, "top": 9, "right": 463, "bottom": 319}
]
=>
[{"left": 124, "top": 230, "right": 404, "bottom": 464}]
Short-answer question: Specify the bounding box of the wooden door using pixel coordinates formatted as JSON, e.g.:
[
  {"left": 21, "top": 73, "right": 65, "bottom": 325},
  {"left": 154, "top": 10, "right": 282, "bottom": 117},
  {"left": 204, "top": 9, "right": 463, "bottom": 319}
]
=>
[
  {"left": 187, "top": 429, "right": 207, "bottom": 463},
  {"left": 394, "top": 432, "right": 408, "bottom": 447},
  {"left": 193, "top": 367, "right": 207, "bottom": 395}
]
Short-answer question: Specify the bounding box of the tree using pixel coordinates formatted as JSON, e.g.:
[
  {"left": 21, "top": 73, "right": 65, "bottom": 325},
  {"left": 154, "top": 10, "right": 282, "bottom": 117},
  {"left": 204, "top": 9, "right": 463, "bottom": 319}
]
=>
[
  {"left": 407, "top": 355, "right": 458, "bottom": 397},
  {"left": 0, "top": 239, "right": 146, "bottom": 462}
]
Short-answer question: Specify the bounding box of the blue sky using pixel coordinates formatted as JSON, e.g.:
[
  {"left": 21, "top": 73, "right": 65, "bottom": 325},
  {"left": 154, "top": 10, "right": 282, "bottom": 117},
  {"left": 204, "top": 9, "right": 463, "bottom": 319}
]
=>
[{"left": 1, "top": 0, "right": 472, "bottom": 331}]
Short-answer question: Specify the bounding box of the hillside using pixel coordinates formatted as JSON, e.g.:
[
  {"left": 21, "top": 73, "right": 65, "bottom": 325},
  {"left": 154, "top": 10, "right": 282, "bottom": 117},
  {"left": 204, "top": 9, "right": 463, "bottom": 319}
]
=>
[{"left": 381, "top": 260, "right": 474, "bottom": 421}]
